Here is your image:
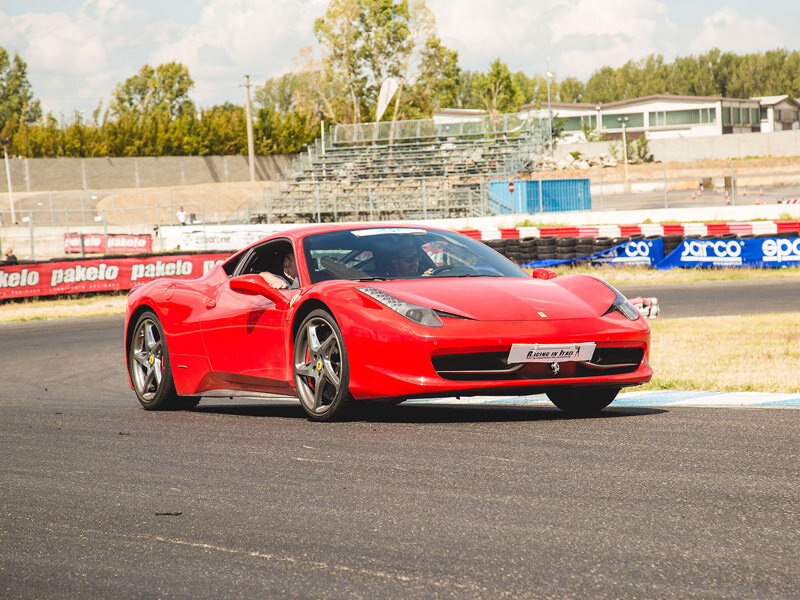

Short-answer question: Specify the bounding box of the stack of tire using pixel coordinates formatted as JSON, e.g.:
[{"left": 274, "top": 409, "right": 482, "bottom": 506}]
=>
[
  {"left": 519, "top": 237, "right": 539, "bottom": 263},
  {"left": 575, "top": 237, "right": 596, "bottom": 258},
  {"left": 662, "top": 234, "right": 684, "bottom": 255},
  {"left": 700, "top": 233, "right": 737, "bottom": 240},
  {"left": 536, "top": 236, "right": 556, "bottom": 261},
  {"left": 483, "top": 239, "right": 507, "bottom": 255},
  {"left": 555, "top": 237, "right": 577, "bottom": 260},
  {"left": 503, "top": 238, "right": 523, "bottom": 264},
  {"left": 592, "top": 237, "right": 616, "bottom": 255},
  {"left": 482, "top": 230, "right": 800, "bottom": 265}
]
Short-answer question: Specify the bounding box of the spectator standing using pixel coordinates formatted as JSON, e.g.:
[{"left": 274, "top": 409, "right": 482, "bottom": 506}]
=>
[
  {"left": 4, "top": 248, "right": 17, "bottom": 264},
  {"left": 176, "top": 206, "right": 188, "bottom": 226}
]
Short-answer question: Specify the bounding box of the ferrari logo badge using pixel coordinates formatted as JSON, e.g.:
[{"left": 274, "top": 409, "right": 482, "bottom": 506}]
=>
[
  {"left": 149, "top": 355, "right": 154, "bottom": 365},
  {"left": 538, "top": 312, "right": 547, "bottom": 318},
  {"left": 550, "top": 360, "right": 560, "bottom": 375},
  {"left": 316, "top": 360, "right": 323, "bottom": 371}
]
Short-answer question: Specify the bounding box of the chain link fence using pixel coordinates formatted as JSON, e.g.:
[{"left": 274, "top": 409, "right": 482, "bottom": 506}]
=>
[{"left": 2, "top": 164, "right": 799, "bottom": 261}]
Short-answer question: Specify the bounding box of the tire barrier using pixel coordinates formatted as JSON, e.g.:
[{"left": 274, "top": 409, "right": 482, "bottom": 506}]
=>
[{"left": 483, "top": 233, "right": 800, "bottom": 269}]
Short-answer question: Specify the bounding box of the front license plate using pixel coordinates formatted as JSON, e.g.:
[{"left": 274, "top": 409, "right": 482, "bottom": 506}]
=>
[{"left": 508, "top": 342, "right": 596, "bottom": 364}]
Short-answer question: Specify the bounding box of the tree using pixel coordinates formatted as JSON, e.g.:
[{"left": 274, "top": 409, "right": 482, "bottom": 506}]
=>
[
  {"left": 410, "top": 36, "right": 460, "bottom": 114},
  {"left": 312, "top": 0, "right": 443, "bottom": 124},
  {"left": 314, "top": 0, "right": 365, "bottom": 123},
  {"left": 358, "top": 0, "right": 412, "bottom": 118},
  {"left": 111, "top": 62, "right": 195, "bottom": 119},
  {"left": 255, "top": 73, "right": 303, "bottom": 113},
  {"left": 0, "top": 47, "right": 42, "bottom": 137},
  {"left": 558, "top": 77, "right": 585, "bottom": 103},
  {"left": 472, "top": 59, "right": 524, "bottom": 113},
  {"left": 385, "top": 0, "right": 437, "bottom": 125}
]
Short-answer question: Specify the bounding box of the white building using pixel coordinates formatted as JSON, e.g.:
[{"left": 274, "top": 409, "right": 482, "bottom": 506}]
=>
[
  {"left": 519, "top": 94, "right": 800, "bottom": 141},
  {"left": 753, "top": 95, "right": 800, "bottom": 132}
]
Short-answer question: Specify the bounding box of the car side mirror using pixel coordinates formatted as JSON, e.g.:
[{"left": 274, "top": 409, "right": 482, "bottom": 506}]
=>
[
  {"left": 530, "top": 268, "right": 557, "bottom": 280},
  {"left": 229, "top": 274, "right": 290, "bottom": 308}
]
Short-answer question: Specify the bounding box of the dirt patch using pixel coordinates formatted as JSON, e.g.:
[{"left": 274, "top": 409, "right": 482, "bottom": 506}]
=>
[{"left": 96, "top": 181, "right": 277, "bottom": 226}]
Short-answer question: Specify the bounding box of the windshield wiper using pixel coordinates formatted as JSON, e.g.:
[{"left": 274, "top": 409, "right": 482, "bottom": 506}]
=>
[{"left": 355, "top": 276, "right": 389, "bottom": 281}]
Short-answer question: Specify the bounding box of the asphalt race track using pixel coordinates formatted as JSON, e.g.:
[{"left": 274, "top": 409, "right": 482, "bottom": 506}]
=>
[
  {"left": 1, "top": 280, "right": 799, "bottom": 599},
  {"left": 617, "top": 277, "right": 800, "bottom": 318}
]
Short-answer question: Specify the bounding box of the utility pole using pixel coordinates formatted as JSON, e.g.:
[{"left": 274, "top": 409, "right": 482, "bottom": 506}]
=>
[
  {"left": 617, "top": 117, "right": 630, "bottom": 193},
  {"left": 243, "top": 75, "right": 256, "bottom": 182},
  {"left": 546, "top": 58, "right": 553, "bottom": 160},
  {"left": 1, "top": 137, "right": 15, "bottom": 224}
]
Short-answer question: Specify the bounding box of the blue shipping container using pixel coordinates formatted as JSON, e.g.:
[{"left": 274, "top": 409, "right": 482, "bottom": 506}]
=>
[{"left": 489, "top": 179, "right": 591, "bottom": 214}]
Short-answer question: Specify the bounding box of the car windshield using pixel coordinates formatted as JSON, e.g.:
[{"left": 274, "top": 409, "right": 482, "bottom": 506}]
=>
[{"left": 302, "top": 227, "right": 529, "bottom": 283}]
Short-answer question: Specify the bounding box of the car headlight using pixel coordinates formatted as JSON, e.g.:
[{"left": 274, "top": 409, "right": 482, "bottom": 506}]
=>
[
  {"left": 356, "top": 287, "right": 443, "bottom": 327},
  {"left": 599, "top": 281, "right": 640, "bottom": 321}
]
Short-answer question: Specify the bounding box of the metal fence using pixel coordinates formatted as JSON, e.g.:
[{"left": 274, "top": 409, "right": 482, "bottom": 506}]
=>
[
  {"left": 331, "top": 113, "right": 544, "bottom": 147},
  {"left": 3, "top": 164, "right": 800, "bottom": 261}
]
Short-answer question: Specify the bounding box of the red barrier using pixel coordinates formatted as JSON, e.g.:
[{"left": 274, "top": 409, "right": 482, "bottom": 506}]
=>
[
  {"left": 64, "top": 233, "right": 153, "bottom": 254},
  {"left": 458, "top": 229, "right": 482, "bottom": 240},
  {"left": 776, "top": 220, "right": 800, "bottom": 232},
  {"left": 0, "top": 253, "right": 231, "bottom": 300}
]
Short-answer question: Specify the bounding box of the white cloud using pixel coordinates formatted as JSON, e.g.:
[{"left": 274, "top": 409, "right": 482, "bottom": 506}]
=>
[
  {"left": 0, "top": 2, "right": 156, "bottom": 115},
  {"left": 1, "top": 1, "right": 795, "bottom": 117},
  {"left": 428, "top": 0, "right": 676, "bottom": 79},
  {"left": 146, "top": 0, "right": 326, "bottom": 107},
  {"left": 1, "top": 0, "right": 327, "bottom": 115},
  {"left": 688, "top": 7, "right": 784, "bottom": 55},
  {"left": 428, "top": 0, "right": 554, "bottom": 73}
]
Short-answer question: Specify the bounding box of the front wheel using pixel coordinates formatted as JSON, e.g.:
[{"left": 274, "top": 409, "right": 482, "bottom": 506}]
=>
[
  {"left": 546, "top": 387, "right": 620, "bottom": 414},
  {"left": 293, "top": 309, "right": 352, "bottom": 421},
  {"left": 128, "top": 310, "right": 199, "bottom": 410}
]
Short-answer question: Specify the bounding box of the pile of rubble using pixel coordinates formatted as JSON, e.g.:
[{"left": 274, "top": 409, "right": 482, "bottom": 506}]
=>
[{"left": 532, "top": 152, "right": 618, "bottom": 171}]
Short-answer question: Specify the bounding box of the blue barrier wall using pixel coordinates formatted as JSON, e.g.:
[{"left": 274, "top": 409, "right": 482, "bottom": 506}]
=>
[{"left": 490, "top": 179, "right": 591, "bottom": 214}]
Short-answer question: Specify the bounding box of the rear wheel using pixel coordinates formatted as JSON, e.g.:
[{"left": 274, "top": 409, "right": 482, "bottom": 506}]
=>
[
  {"left": 128, "top": 311, "right": 199, "bottom": 410},
  {"left": 293, "top": 309, "right": 352, "bottom": 421},
  {"left": 547, "top": 388, "right": 620, "bottom": 414}
]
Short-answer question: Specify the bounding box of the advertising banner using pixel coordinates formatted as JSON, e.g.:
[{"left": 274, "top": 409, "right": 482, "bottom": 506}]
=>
[
  {"left": 524, "top": 238, "right": 665, "bottom": 268},
  {"left": 160, "top": 228, "right": 272, "bottom": 252},
  {"left": 523, "top": 236, "right": 800, "bottom": 270},
  {"left": 591, "top": 237, "right": 665, "bottom": 267},
  {"left": 64, "top": 233, "right": 153, "bottom": 254},
  {"left": 656, "top": 237, "right": 800, "bottom": 269},
  {"left": 0, "top": 253, "right": 231, "bottom": 300}
]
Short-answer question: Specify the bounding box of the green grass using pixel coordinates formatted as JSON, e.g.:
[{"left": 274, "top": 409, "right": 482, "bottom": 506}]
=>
[{"left": 639, "top": 313, "right": 800, "bottom": 393}]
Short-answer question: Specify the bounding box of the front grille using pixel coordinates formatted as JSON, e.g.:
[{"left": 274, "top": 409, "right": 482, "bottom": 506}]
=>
[
  {"left": 576, "top": 347, "right": 645, "bottom": 376},
  {"left": 432, "top": 347, "right": 644, "bottom": 381}
]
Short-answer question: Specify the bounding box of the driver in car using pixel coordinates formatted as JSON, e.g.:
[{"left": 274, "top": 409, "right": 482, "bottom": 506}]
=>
[
  {"left": 389, "top": 245, "right": 434, "bottom": 277},
  {"left": 261, "top": 252, "right": 299, "bottom": 289}
]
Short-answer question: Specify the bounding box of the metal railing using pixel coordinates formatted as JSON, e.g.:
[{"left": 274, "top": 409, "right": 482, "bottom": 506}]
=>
[
  {"left": 331, "top": 112, "right": 546, "bottom": 146},
  {"left": 3, "top": 164, "right": 799, "bottom": 261}
]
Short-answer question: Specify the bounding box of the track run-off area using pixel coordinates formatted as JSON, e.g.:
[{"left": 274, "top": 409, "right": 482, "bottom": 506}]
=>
[{"left": 1, "top": 277, "right": 799, "bottom": 599}]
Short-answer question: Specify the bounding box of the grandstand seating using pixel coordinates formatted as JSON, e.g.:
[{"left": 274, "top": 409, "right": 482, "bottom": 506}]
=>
[{"left": 250, "top": 113, "right": 547, "bottom": 223}]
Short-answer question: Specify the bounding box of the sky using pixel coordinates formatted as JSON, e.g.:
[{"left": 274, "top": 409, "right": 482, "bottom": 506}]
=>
[{"left": 2, "top": 0, "right": 799, "bottom": 118}]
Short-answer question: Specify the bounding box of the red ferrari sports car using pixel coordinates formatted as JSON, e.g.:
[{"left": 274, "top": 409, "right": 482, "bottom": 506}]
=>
[{"left": 125, "top": 224, "right": 652, "bottom": 420}]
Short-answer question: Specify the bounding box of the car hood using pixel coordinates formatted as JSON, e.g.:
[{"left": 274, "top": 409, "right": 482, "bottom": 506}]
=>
[{"left": 365, "top": 276, "right": 616, "bottom": 321}]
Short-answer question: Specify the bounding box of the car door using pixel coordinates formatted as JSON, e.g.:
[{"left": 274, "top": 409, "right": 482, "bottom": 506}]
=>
[{"left": 200, "top": 239, "right": 297, "bottom": 389}]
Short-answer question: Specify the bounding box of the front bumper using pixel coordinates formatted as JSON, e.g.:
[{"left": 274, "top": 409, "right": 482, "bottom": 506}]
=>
[{"left": 344, "top": 315, "right": 652, "bottom": 401}]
